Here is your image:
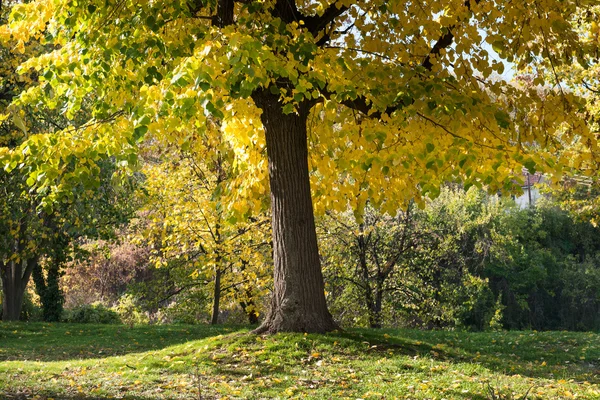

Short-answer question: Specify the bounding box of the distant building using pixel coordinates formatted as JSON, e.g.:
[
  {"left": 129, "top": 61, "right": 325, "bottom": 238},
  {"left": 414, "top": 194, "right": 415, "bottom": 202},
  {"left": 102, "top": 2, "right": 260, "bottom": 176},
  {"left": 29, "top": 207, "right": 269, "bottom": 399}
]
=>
[{"left": 513, "top": 170, "right": 545, "bottom": 208}]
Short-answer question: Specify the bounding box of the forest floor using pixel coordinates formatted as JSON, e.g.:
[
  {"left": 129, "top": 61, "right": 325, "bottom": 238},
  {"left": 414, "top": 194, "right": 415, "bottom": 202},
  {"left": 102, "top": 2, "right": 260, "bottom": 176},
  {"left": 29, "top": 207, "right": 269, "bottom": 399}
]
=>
[{"left": 0, "top": 323, "right": 598, "bottom": 399}]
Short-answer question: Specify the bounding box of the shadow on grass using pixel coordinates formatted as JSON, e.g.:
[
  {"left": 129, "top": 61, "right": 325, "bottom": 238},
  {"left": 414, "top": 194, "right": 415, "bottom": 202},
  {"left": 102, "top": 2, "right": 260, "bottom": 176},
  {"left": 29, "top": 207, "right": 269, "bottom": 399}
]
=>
[
  {"left": 3, "top": 322, "right": 599, "bottom": 391},
  {"left": 320, "top": 329, "right": 600, "bottom": 384},
  {"left": 0, "top": 322, "right": 249, "bottom": 362},
  {"left": 197, "top": 328, "right": 599, "bottom": 386}
]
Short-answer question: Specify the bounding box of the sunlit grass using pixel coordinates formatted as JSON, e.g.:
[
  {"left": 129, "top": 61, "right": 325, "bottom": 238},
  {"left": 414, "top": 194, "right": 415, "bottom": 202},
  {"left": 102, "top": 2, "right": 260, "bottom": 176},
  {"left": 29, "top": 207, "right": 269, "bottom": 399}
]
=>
[{"left": 0, "top": 323, "right": 598, "bottom": 399}]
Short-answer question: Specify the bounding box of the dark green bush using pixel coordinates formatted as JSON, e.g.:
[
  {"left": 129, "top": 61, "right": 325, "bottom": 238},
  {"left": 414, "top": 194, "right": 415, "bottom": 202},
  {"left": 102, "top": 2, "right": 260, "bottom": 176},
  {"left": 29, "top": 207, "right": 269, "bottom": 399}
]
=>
[{"left": 62, "top": 303, "right": 121, "bottom": 324}]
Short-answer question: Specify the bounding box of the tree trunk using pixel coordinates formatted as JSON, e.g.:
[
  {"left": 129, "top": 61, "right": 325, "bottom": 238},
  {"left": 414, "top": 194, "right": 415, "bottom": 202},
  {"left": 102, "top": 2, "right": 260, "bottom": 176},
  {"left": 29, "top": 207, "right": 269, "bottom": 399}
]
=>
[
  {"left": 252, "top": 90, "right": 337, "bottom": 333},
  {"left": 211, "top": 266, "right": 221, "bottom": 325},
  {"left": 370, "top": 283, "right": 384, "bottom": 329},
  {"left": 1, "top": 258, "right": 36, "bottom": 321}
]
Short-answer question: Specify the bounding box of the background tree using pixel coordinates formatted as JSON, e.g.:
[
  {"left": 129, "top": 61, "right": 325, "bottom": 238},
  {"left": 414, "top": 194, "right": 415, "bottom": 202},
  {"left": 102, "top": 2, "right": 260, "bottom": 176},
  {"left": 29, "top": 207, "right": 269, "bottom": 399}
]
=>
[
  {"left": 135, "top": 126, "right": 271, "bottom": 325},
  {"left": 320, "top": 204, "right": 416, "bottom": 328},
  {"left": 0, "top": 2, "right": 139, "bottom": 320},
  {"left": 61, "top": 238, "right": 150, "bottom": 309},
  {"left": 322, "top": 188, "right": 499, "bottom": 330}
]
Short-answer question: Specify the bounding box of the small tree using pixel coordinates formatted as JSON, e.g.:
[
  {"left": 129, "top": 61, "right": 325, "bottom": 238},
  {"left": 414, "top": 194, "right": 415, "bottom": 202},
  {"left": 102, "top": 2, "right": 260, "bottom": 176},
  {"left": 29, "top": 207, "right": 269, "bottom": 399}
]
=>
[{"left": 321, "top": 204, "right": 415, "bottom": 328}]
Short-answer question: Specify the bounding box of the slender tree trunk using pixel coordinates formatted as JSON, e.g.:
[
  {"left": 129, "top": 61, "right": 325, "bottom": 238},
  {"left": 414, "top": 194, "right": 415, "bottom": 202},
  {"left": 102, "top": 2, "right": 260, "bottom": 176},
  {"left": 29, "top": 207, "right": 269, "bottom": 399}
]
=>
[
  {"left": 211, "top": 266, "right": 222, "bottom": 325},
  {"left": 370, "top": 283, "right": 384, "bottom": 329},
  {"left": 1, "top": 258, "right": 36, "bottom": 321},
  {"left": 252, "top": 90, "right": 337, "bottom": 333}
]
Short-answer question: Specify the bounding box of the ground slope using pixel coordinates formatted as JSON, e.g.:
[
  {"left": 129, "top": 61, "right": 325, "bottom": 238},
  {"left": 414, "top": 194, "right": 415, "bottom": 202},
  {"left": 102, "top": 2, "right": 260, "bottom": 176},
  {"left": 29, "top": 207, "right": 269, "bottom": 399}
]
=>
[{"left": 0, "top": 323, "right": 598, "bottom": 399}]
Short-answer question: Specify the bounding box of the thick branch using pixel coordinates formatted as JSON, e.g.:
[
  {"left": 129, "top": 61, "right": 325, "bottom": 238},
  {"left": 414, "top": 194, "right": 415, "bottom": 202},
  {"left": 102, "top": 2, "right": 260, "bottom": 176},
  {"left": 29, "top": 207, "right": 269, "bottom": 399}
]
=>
[
  {"left": 271, "top": 0, "right": 301, "bottom": 24},
  {"left": 21, "top": 257, "right": 37, "bottom": 287},
  {"left": 212, "top": 0, "right": 234, "bottom": 27},
  {"left": 268, "top": 1, "right": 351, "bottom": 43},
  {"left": 304, "top": 4, "right": 350, "bottom": 36},
  {"left": 421, "top": 0, "right": 480, "bottom": 70},
  {"left": 421, "top": 30, "right": 455, "bottom": 71}
]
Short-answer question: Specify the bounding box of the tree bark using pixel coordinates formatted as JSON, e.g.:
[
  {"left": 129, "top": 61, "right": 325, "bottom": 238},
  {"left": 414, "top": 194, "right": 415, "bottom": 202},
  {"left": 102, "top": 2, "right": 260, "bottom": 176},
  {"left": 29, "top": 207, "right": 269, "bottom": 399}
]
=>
[
  {"left": 211, "top": 266, "right": 221, "bottom": 325},
  {"left": 252, "top": 90, "right": 338, "bottom": 333},
  {"left": 1, "top": 258, "right": 36, "bottom": 321},
  {"left": 370, "top": 283, "right": 384, "bottom": 329}
]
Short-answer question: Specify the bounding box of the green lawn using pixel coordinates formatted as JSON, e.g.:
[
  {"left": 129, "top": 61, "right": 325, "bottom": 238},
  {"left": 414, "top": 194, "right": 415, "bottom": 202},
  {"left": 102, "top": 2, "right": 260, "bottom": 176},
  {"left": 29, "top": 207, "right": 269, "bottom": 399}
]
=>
[{"left": 0, "top": 323, "right": 598, "bottom": 399}]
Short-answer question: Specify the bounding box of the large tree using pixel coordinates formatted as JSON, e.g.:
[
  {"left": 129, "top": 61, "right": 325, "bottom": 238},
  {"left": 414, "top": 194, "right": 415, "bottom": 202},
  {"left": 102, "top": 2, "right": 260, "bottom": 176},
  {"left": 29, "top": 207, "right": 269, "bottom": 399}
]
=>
[{"left": 1, "top": 0, "right": 598, "bottom": 331}]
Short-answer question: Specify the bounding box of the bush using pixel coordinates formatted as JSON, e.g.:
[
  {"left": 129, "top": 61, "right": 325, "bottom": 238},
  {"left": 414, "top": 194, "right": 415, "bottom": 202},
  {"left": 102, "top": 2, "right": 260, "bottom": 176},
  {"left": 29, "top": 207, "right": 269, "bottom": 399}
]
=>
[
  {"left": 62, "top": 303, "right": 121, "bottom": 324},
  {"left": 112, "top": 294, "right": 149, "bottom": 326},
  {"left": 152, "top": 289, "right": 210, "bottom": 325}
]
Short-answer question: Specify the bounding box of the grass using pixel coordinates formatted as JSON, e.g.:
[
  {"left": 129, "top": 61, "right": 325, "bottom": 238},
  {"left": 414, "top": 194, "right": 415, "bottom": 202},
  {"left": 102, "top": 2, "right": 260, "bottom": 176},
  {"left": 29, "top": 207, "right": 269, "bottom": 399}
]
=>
[{"left": 0, "top": 323, "right": 598, "bottom": 399}]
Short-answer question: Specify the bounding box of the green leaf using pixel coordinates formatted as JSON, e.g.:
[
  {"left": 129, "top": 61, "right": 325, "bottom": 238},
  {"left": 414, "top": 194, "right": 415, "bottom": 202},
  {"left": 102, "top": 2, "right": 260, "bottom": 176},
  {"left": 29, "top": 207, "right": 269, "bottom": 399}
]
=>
[
  {"left": 145, "top": 66, "right": 163, "bottom": 84},
  {"left": 206, "top": 101, "right": 224, "bottom": 119},
  {"left": 170, "top": 72, "right": 189, "bottom": 88},
  {"left": 137, "top": 115, "right": 151, "bottom": 126},
  {"left": 146, "top": 15, "right": 159, "bottom": 32},
  {"left": 12, "top": 113, "right": 28, "bottom": 134},
  {"left": 523, "top": 159, "right": 536, "bottom": 174},
  {"left": 197, "top": 81, "right": 210, "bottom": 92},
  {"left": 492, "top": 40, "right": 504, "bottom": 54},
  {"left": 494, "top": 110, "right": 510, "bottom": 129},
  {"left": 269, "top": 85, "right": 280, "bottom": 95},
  {"left": 426, "top": 143, "right": 435, "bottom": 153},
  {"left": 282, "top": 103, "right": 295, "bottom": 114},
  {"left": 133, "top": 125, "right": 148, "bottom": 141}
]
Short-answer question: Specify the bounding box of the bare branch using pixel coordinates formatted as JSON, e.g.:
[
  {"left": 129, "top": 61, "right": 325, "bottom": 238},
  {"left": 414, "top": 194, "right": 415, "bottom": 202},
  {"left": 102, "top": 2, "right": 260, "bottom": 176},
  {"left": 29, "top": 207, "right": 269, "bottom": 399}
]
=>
[
  {"left": 582, "top": 80, "right": 600, "bottom": 94},
  {"left": 324, "top": 45, "right": 395, "bottom": 61}
]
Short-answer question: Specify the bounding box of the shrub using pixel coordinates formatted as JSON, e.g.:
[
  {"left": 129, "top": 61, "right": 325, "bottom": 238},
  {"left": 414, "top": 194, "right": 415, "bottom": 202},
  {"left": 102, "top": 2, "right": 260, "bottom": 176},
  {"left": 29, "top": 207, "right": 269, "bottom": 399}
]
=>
[
  {"left": 112, "top": 294, "right": 149, "bottom": 327},
  {"left": 62, "top": 303, "right": 121, "bottom": 324}
]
